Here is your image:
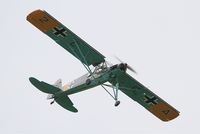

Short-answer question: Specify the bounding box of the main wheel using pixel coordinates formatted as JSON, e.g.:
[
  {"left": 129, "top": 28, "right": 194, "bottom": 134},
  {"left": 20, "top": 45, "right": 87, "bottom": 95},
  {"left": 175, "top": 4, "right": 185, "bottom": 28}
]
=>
[{"left": 114, "top": 101, "right": 120, "bottom": 107}]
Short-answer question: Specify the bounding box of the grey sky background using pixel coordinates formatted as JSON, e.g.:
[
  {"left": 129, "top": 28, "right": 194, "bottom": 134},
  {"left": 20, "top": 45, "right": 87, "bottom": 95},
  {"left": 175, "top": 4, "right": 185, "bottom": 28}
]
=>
[{"left": 1, "top": 0, "right": 200, "bottom": 133}]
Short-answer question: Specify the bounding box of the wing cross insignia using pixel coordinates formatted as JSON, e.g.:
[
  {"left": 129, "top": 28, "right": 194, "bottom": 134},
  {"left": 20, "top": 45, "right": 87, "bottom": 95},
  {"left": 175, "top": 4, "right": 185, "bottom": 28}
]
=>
[
  {"left": 53, "top": 27, "right": 67, "bottom": 37},
  {"left": 144, "top": 94, "right": 158, "bottom": 105}
]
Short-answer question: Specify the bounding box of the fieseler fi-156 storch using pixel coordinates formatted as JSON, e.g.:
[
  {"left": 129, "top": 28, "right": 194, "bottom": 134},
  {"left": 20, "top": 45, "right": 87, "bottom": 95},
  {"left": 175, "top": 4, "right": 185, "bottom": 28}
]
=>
[{"left": 27, "top": 9, "right": 179, "bottom": 121}]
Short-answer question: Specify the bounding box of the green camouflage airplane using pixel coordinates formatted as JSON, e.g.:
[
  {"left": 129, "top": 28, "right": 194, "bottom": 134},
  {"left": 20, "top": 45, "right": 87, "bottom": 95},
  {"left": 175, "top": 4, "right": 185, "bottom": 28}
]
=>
[{"left": 27, "top": 9, "right": 179, "bottom": 122}]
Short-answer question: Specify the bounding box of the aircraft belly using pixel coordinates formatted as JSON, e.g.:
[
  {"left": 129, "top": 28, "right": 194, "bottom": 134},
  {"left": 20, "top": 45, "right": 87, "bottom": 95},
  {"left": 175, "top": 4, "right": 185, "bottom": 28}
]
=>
[{"left": 63, "top": 72, "right": 110, "bottom": 95}]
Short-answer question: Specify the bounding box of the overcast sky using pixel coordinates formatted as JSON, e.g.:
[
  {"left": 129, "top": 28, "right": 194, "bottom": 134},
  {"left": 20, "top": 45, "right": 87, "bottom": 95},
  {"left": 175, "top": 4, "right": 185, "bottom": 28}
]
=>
[{"left": 1, "top": 0, "right": 200, "bottom": 133}]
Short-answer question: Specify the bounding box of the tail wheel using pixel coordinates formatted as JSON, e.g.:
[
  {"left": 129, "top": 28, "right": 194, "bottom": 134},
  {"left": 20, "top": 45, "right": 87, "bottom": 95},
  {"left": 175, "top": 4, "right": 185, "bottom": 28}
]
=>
[{"left": 50, "top": 100, "right": 55, "bottom": 105}]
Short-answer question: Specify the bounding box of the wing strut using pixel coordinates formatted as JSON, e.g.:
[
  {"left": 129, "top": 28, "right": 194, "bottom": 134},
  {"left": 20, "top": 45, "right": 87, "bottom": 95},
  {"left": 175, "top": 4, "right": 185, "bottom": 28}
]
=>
[
  {"left": 67, "top": 39, "right": 93, "bottom": 75},
  {"left": 67, "top": 39, "right": 117, "bottom": 105}
]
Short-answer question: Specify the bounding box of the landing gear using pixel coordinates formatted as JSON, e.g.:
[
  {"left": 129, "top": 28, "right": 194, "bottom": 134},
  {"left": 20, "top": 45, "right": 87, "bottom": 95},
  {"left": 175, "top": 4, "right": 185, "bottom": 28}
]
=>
[
  {"left": 113, "top": 83, "right": 120, "bottom": 106},
  {"left": 115, "top": 101, "right": 120, "bottom": 107},
  {"left": 102, "top": 83, "right": 121, "bottom": 107}
]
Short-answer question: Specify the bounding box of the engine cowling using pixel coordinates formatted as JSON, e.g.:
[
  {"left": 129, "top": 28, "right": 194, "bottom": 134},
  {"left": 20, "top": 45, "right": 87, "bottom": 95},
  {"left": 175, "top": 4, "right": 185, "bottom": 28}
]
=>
[{"left": 118, "top": 63, "right": 127, "bottom": 72}]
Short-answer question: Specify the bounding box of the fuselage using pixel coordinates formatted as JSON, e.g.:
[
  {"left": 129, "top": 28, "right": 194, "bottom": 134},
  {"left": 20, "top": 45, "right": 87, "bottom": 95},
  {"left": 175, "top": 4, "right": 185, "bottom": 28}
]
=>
[{"left": 55, "top": 63, "right": 127, "bottom": 97}]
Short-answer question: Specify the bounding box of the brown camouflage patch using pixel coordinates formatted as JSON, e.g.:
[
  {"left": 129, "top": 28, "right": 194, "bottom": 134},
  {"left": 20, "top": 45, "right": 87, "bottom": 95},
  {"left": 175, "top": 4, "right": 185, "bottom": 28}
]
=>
[
  {"left": 148, "top": 102, "right": 179, "bottom": 121},
  {"left": 27, "top": 9, "right": 59, "bottom": 32}
]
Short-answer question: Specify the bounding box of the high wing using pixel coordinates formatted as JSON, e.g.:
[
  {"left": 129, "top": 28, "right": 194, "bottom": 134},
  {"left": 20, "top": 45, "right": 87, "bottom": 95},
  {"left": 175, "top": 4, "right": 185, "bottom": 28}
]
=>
[
  {"left": 27, "top": 9, "right": 105, "bottom": 66},
  {"left": 113, "top": 71, "right": 179, "bottom": 121}
]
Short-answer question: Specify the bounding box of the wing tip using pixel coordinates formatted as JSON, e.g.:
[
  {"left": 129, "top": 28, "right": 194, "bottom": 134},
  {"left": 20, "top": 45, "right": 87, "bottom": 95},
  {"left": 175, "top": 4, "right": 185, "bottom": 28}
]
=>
[
  {"left": 26, "top": 9, "right": 59, "bottom": 33},
  {"left": 160, "top": 112, "right": 180, "bottom": 122},
  {"left": 26, "top": 9, "right": 43, "bottom": 21},
  {"left": 148, "top": 102, "right": 180, "bottom": 122}
]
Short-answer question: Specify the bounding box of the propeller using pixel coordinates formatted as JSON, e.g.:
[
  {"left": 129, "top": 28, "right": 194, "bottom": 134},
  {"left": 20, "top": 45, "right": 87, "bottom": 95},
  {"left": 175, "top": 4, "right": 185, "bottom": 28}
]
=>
[{"left": 115, "top": 56, "right": 137, "bottom": 74}]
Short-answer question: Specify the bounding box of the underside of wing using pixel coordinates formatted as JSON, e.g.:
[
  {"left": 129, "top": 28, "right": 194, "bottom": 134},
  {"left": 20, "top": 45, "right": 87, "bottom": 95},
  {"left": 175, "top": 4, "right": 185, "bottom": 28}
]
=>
[
  {"left": 27, "top": 9, "right": 105, "bottom": 66},
  {"left": 113, "top": 71, "right": 179, "bottom": 121}
]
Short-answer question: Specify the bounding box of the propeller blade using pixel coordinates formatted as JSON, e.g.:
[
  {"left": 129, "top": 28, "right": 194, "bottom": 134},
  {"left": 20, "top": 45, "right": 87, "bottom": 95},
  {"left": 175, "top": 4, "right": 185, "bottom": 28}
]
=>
[
  {"left": 114, "top": 56, "right": 137, "bottom": 74},
  {"left": 114, "top": 56, "right": 123, "bottom": 63},
  {"left": 127, "top": 65, "right": 137, "bottom": 74}
]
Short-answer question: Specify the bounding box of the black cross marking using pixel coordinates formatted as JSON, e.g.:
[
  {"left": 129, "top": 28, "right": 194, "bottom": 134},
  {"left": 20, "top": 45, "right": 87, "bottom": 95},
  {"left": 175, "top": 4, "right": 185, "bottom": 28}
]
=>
[
  {"left": 53, "top": 27, "right": 67, "bottom": 37},
  {"left": 144, "top": 95, "right": 158, "bottom": 105}
]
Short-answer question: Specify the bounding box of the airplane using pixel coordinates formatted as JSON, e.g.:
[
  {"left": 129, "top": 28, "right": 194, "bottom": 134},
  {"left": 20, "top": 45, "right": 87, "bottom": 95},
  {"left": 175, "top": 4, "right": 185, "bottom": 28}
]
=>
[{"left": 27, "top": 9, "right": 179, "bottom": 122}]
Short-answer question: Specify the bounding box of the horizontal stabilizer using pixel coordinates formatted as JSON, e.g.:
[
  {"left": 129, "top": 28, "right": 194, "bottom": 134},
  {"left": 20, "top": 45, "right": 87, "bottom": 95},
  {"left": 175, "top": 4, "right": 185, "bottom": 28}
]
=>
[
  {"left": 29, "top": 77, "right": 61, "bottom": 94},
  {"left": 55, "top": 94, "right": 78, "bottom": 112}
]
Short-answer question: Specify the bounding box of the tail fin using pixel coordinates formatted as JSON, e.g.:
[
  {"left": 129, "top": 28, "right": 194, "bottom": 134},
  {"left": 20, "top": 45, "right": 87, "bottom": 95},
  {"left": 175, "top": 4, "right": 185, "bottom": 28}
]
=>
[{"left": 54, "top": 79, "right": 62, "bottom": 89}]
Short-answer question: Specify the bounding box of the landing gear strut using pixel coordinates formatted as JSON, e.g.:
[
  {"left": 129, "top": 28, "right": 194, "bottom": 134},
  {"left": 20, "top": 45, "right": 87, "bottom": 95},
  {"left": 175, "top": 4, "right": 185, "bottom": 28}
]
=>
[
  {"left": 113, "top": 83, "right": 120, "bottom": 107},
  {"left": 101, "top": 83, "right": 120, "bottom": 107}
]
